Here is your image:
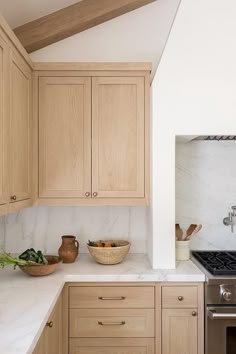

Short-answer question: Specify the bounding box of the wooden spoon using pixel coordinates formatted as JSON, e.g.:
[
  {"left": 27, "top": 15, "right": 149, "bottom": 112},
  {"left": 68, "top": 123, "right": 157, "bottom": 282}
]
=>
[
  {"left": 175, "top": 224, "right": 183, "bottom": 241},
  {"left": 185, "top": 224, "right": 202, "bottom": 240}
]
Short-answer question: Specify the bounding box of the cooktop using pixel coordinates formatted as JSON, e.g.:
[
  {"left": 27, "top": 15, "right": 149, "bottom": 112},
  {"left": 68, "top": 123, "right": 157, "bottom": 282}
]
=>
[{"left": 192, "top": 251, "right": 236, "bottom": 276}]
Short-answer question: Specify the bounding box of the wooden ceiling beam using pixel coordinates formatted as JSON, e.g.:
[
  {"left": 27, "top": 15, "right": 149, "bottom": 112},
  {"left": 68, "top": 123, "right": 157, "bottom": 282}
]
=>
[{"left": 14, "top": 0, "right": 156, "bottom": 53}]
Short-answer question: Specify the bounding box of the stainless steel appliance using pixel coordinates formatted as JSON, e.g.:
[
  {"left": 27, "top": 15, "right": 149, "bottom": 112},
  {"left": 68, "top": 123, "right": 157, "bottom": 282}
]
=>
[{"left": 192, "top": 251, "right": 236, "bottom": 354}]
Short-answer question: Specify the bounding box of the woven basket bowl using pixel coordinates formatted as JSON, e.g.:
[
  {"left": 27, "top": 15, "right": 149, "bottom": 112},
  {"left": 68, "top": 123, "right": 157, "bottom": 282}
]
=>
[
  {"left": 87, "top": 240, "right": 130, "bottom": 265},
  {"left": 19, "top": 255, "right": 62, "bottom": 276}
]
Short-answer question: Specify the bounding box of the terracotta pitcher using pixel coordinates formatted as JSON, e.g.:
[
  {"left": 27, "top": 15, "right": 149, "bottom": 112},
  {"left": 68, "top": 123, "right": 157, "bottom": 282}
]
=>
[{"left": 58, "top": 235, "right": 79, "bottom": 263}]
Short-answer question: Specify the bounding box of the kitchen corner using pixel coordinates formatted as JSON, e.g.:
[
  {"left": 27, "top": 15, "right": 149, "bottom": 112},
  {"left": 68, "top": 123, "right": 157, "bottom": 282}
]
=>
[{"left": 0, "top": 254, "right": 205, "bottom": 354}]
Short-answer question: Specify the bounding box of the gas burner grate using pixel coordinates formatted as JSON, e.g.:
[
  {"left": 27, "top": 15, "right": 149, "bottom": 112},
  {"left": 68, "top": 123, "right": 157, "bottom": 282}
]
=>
[{"left": 192, "top": 251, "right": 236, "bottom": 275}]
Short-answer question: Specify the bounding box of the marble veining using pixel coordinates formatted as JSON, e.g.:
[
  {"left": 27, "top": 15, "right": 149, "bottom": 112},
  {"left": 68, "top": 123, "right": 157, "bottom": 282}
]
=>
[
  {"left": 0, "top": 254, "right": 205, "bottom": 354},
  {"left": 176, "top": 141, "right": 236, "bottom": 250},
  {"left": 0, "top": 206, "right": 147, "bottom": 254}
]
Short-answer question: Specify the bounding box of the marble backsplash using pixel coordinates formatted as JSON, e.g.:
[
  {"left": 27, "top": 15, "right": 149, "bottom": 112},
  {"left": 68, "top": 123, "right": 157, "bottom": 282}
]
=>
[
  {"left": 176, "top": 141, "right": 236, "bottom": 250},
  {"left": 0, "top": 206, "right": 147, "bottom": 254}
]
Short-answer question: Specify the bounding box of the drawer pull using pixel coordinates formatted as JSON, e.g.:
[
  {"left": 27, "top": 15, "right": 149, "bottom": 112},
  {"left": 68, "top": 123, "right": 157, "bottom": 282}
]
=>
[
  {"left": 98, "top": 296, "right": 126, "bottom": 301},
  {"left": 178, "top": 296, "right": 184, "bottom": 301},
  {"left": 98, "top": 321, "right": 125, "bottom": 326}
]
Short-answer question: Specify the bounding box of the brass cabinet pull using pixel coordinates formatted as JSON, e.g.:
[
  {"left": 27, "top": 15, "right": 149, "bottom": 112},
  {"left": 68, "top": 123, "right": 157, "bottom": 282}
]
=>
[
  {"left": 46, "top": 321, "right": 53, "bottom": 328},
  {"left": 178, "top": 296, "right": 184, "bottom": 301},
  {"left": 85, "top": 192, "right": 90, "bottom": 197},
  {"left": 98, "top": 321, "right": 125, "bottom": 326},
  {"left": 192, "top": 311, "right": 197, "bottom": 317},
  {"left": 10, "top": 195, "right": 17, "bottom": 201},
  {"left": 98, "top": 296, "right": 126, "bottom": 301},
  {"left": 92, "top": 192, "right": 98, "bottom": 197}
]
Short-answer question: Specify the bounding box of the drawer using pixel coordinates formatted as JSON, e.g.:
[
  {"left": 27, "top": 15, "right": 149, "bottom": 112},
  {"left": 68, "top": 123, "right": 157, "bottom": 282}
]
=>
[
  {"left": 69, "top": 286, "right": 154, "bottom": 309},
  {"left": 69, "top": 308, "right": 154, "bottom": 338},
  {"left": 70, "top": 338, "right": 155, "bottom": 354},
  {"left": 162, "top": 286, "right": 198, "bottom": 308}
]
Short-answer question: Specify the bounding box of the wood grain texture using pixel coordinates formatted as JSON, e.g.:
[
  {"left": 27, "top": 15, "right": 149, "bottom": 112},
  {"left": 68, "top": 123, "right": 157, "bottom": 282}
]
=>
[
  {"left": 69, "top": 286, "right": 154, "bottom": 309},
  {"left": 14, "top": 0, "right": 156, "bottom": 53},
  {"left": 92, "top": 76, "right": 145, "bottom": 198},
  {"left": 0, "top": 15, "right": 33, "bottom": 68},
  {"left": 69, "top": 308, "right": 154, "bottom": 338},
  {"left": 9, "top": 49, "right": 32, "bottom": 202},
  {"left": 44, "top": 295, "right": 62, "bottom": 354},
  {"left": 33, "top": 63, "right": 152, "bottom": 72},
  {"left": 0, "top": 35, "right": 8, "bottom": 206},
  {"left": 162, "top": 285, "right": 198, "bottom": 308},
  {"left": 162, "top": 308, "right": 198, "bottom": 354},
  {"left": 70, "top": 338, "right": 154, "bottom": 354},
  {"left": 39, "top": 76, "right": 92, "bottom": 198}
]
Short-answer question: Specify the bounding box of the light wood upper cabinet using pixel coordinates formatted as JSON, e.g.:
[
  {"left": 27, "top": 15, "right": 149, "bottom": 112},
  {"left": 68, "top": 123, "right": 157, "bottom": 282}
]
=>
[
  {"left": 9, "top": 50, "right": 32, "bottom": 202},
  {"left": 39, "top": 77, "right": 92, "bottom": 198},
  {"left": 0, "top": 35, "right": 8, "bottom": 208},
  {"left": 36, "top": 70, "right": 150, "bottom": 205},
  {"left": 92, "top": 77, "right": 145, "bottom": 198}
]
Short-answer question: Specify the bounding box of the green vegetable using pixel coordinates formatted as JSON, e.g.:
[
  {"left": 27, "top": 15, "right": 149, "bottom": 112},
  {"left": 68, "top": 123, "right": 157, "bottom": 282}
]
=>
[
  {"left": 0, "top": 250, "right": 37, "bottom": 269},
  {"left": 19, "top": 248, "right": 48, "bottom": 265},
  {"left": 88, "top": 240, "right": 98, "bottom": 247}
]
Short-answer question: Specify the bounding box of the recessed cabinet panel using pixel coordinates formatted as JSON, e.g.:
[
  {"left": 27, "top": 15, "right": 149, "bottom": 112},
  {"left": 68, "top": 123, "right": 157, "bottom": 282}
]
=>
[
  {"left": 9, "top": 51, "right": 31, "bottom": 202},
  {"left": 92, "top": 77, "right": 145, "bottom": 198},
  {"left": 39, "top": 77, "right": 91, "bottom": 198},
  {"left": 162, "top": 308, "right": 198, "bottom": 354},
  {"left": 0, "top": 36, "right": 7, "bottom": 206},
  {"left": 70, "top": 308, "right": 154, "bottom": 338},
  {"left": 70, "top": 338, "right": 154, "bottom": 354}
]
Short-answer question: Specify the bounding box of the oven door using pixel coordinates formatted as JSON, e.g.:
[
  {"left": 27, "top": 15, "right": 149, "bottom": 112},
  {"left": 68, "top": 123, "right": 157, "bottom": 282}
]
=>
[{"left": 207, "top": 306, "right": 236, "bottom": 354}]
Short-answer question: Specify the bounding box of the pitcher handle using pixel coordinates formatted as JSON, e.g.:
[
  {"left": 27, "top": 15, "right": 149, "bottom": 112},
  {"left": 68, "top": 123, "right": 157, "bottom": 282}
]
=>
[{"left": 75, "top": 240, "right": 79, "bottom": 249}]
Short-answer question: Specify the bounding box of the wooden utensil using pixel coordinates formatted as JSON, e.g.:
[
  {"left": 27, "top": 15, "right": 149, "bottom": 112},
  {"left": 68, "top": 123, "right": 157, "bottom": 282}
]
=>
[
  {"left": 175, "top": 224, "right": 183, "bottom": 241},
  {"left": 185, "top": 224, "right": 202, "bottom": 240}
]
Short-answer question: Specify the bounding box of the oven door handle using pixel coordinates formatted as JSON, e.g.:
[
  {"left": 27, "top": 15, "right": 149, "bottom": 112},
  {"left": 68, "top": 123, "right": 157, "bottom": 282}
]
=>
[{"left": 207, "top": 308, "right": 236, "bottom": 320}]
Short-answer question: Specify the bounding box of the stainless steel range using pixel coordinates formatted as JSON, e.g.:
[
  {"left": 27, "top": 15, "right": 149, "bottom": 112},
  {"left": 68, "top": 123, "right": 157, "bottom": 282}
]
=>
[{"left": 192, "top": 251, "right": 236, "bottom": 354}]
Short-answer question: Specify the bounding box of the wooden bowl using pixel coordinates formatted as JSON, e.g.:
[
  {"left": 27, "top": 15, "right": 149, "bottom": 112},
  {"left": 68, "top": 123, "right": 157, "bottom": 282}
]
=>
[
  {"left": 19, "top": 255, "right": 62, "bottom": 276},
  {"left": 87, "top": 240, "right": 130, "bottom": 265}
]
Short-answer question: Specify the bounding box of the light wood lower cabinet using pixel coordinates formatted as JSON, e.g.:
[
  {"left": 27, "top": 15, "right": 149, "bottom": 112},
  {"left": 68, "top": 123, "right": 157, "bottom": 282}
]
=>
[
  {"left": 70, "top": 338, "right": 155, "bottom": 354},
  {"left": 32, "top": 295, "right": 62, "bottom": 354},
  {"left": 160, "top": 283, "right": 204, "bottom": 354},
  {"left": 162, "top": 308, "right": 198, "bottom": 354},
  {"left": 67, "top": 283, "right": 155, "bottom": 354}
]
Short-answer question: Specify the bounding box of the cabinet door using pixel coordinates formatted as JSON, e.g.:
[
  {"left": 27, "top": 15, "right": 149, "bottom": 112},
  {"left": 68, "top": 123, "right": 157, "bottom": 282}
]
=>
[
  {"left": 92, "top": 77, "right": 145, "bottom": 198},
  {"left": 162, "top": 309, "right": 198, "bottom": 354},
  {"left": 9, "top": 50, "right": 32, "bottom": 202},
  {"left": 44, "top": 295, "right": 62, "bottom": 354},
  {"left": 32, "top": 330, "right": 45, "bottom": 354},
  {"left": 39, "top": 77, "right": 91, "bottom": 198},
  {"left": 0, "top": 35, "right": 8, "bottom": 207}
]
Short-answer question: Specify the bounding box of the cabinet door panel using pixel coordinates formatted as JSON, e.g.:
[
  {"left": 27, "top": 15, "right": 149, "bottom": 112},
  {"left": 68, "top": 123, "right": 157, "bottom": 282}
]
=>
[
  {"left": 70, "top": 338, "right": 154, "bottom": 354},
  {"left": 44, "top": 295, "right": 62, "bottom": 354},
  {"left": 39, "top": 77, "right": 91, "bottom": 198},
  {"left": 9, "top": 51, "right": 31, "bottom": 202},
  {"left": 162, "top": 309, "right": 198, "bottom": 354},
  {"left": 92, "top": 77, "right": 145, "bottom": 198},
  {"left": 0, "top": 36, "right": 8, "bottom": 206}
]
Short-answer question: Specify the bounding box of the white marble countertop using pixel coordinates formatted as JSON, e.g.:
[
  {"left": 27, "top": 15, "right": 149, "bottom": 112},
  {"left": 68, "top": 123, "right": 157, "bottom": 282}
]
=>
[{"left": 0, "top": 253, "right": 205, "bottom": 354}]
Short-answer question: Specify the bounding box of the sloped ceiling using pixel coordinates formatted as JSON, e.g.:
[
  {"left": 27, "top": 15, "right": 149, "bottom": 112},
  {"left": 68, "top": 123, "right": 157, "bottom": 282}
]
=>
[{"left": 0, "top": 0, "right": 180, "bottom": 80}]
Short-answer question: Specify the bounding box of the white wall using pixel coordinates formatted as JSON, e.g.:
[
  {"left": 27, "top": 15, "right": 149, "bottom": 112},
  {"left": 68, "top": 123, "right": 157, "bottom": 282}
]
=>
[
  {"left": 151, "top": 0, "right": 236, "bottom": 268},
  {"left": 176, "top": 141, "right": 236, "bottom": 250},
  {"left": 0, "top": 206, "right": 147, "bottom": 254},
  {"left": 30, "top": 0, "right": 180, "bottom": 80}
]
